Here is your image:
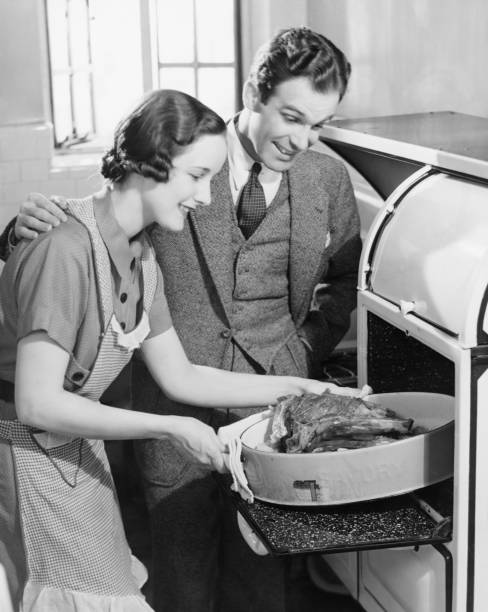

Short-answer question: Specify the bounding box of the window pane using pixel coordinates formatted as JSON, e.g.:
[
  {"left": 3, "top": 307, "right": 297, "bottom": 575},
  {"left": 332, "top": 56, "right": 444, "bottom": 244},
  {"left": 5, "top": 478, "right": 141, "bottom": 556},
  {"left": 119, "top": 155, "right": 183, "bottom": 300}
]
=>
[
  {"left": 90, "top": 0, "right": 144, "bottom": 145},
  {"left": 198, "top": 68, "right": 235, "bottom": 121},
  {"left": 196, "top": 0, "right": 234, "bottom": 63},
  {"left": 46, "top": 0, "right": 70, "bottom": 71},
  {"left": 159, "top": 68, "right": 195, "bottom": 96},
  {"left": 72, "top": 72, "right": 94, "bottom": 136},
  {"left": 69, "top": 0, "right": 90, "bottom": 68},
  {"left": 157, "top": 0, "right": 194, "bottom": 62},
  {"left": 52, "top": 75, "right": 73, "bottom": 144}
]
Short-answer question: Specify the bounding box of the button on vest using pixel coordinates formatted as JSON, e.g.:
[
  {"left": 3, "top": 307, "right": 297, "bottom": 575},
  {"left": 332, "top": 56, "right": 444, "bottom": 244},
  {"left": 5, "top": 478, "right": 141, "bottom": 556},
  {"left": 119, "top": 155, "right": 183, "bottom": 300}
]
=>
[{"left": 226, "top": 176, "right": 297, "bottom": 372}]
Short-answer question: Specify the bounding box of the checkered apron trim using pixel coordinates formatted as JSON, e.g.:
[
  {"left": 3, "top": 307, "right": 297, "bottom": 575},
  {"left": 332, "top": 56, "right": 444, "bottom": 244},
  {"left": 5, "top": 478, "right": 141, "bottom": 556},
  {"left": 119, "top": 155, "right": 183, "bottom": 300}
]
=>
[
  {"left": 0, "top": 197, "right": 158, "bottom": 601},
  {"left": 63, "top": 197, "right": 158, "bottom": 402}
]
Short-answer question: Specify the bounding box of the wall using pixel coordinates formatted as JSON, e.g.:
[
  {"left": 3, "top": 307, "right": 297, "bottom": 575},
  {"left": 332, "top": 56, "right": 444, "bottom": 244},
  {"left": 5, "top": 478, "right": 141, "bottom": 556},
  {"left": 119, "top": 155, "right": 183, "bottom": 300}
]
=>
[
  {"left": 307, "top": 0, "right": 488, "bottom": 119},
  {"left": 240, "top": 0, "right": 308, "bottom": 82},
  {"left": 0, "top": 0, "right": 60, "bottom": 231},
  {"left": 0, "top": 0, "right": 50, "bottom": 126},
  {"left": 0, "top": 0, "right": 143, "bottom": 239},
  {"left": 242, "top": 0, "right": 488, "bottom": 118}
]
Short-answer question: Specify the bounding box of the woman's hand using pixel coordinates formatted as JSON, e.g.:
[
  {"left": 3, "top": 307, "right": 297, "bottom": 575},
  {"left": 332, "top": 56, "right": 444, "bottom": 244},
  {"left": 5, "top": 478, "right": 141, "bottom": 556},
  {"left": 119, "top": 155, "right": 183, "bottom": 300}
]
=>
[
  {"left": 142, "top": 328, "right": 372, "bottom": 411},
  {"left": 15, "top": 193, "right": 68, "bottom": 240},
  {"left": 167, "top": 416, "right": 227, "bottom": 473},
  {"left": 15, "top": 333, "right": 228, "bottom": 463}
]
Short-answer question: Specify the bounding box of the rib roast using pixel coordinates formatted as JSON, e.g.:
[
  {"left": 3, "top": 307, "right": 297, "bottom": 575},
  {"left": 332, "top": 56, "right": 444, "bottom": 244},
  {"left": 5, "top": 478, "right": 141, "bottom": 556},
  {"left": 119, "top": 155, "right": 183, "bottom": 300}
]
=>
[{"left": 267, "top": 391, "right": 421, "bottom": 453}]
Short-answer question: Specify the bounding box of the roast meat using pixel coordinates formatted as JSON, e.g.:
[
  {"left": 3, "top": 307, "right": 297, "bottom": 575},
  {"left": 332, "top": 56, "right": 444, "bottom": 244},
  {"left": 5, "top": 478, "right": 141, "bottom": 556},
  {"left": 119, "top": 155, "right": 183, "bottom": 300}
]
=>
[{"left": 268, "top": 390, "right": 418, "bottom": 453}]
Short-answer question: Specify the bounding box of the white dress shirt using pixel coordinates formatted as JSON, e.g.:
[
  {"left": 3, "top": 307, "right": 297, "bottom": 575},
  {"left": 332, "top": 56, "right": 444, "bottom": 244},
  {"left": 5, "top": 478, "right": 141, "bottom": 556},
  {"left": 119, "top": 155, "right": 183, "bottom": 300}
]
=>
[{"left": 226, "top": 118, "right": 282, "bottom": 208}]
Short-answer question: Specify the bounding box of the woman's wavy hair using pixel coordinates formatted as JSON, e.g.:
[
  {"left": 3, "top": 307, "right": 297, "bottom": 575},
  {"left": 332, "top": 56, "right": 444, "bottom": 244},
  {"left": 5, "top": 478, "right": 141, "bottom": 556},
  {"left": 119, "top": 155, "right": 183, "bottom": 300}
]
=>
[
  {"left": 101, "top": 90, "right": 226, "bottom": 184},
  {"left": 248, "top": 27, "right": 351, "bottom": 104}
]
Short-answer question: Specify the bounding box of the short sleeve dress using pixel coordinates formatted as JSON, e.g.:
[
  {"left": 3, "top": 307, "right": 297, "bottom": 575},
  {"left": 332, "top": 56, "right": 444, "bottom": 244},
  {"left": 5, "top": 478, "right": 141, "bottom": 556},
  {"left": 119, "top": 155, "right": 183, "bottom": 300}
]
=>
[{"left": 0, "top": 192, "right": 171, "bottom": 611}]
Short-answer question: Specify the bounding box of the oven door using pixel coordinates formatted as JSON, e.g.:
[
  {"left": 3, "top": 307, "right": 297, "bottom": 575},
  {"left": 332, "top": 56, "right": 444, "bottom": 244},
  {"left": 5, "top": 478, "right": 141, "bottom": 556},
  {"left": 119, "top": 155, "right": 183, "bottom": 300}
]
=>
[{"left": 359, "top": 545, "right": 449, "bottom": 612}]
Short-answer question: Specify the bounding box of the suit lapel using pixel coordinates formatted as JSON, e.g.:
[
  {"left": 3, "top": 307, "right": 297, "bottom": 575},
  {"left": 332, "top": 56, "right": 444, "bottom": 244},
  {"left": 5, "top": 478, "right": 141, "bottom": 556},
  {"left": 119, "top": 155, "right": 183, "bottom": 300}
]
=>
[
  {"left": 189, "top": 161, "right": 235, "bottom": 317},
  {"left": 289, "top": 154, "right": 331, "bottom": 320}
]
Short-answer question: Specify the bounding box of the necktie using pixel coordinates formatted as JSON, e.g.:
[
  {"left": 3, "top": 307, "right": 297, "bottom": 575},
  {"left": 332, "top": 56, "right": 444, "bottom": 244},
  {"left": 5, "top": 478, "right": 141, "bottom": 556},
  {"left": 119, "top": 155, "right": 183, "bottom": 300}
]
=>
[{"left": 237, "top": 162, "right": 266, "bottom": 239}]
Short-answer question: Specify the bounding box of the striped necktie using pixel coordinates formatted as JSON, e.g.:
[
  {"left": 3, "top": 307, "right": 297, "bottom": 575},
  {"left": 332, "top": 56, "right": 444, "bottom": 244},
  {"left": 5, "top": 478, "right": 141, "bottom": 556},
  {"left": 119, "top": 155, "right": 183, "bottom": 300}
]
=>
[{"left": 237, "top": 162, "right": 266, "bottom": 239}]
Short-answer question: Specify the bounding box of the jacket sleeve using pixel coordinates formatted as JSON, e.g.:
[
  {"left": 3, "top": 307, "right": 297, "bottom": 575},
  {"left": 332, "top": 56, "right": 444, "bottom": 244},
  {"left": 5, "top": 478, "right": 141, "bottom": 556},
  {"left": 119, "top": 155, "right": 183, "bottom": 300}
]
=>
[
  {"left": 298, "top": 164, "right": 362, "bottom": 369},
  {"left": 0, "top": 217, "right": 18, "bottom": 262}
]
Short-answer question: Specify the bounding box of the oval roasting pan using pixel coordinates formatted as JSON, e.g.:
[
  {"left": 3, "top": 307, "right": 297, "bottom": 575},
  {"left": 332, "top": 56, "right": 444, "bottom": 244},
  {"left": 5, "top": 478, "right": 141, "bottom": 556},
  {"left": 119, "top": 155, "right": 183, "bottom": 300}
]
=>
[{"left": 240, "top": 393, "right": 454, "bottom": 506}]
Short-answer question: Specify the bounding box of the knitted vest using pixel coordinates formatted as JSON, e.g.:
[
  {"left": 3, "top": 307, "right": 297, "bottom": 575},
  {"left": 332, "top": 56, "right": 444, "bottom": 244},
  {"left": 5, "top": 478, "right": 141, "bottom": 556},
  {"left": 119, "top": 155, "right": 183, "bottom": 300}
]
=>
[{"left": 223, "top": 176, "right": 296, "bottom": 373}]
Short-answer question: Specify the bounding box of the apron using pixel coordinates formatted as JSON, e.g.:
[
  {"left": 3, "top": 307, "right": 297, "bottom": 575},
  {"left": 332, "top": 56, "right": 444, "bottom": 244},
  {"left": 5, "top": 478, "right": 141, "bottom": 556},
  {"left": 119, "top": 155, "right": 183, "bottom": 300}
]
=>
[{"left": 0, "top": 197, "right": 158, "bottom": 611}]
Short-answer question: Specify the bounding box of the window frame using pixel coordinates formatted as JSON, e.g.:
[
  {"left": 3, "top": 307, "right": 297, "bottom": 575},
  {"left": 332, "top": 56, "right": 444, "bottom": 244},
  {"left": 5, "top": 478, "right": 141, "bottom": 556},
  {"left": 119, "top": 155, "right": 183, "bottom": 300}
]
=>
[
  {"left": 44, "top": 0, "right": 97, "bottom": 149},
  {"left": 153, "top": 0, "right": 242, "bottom": 112},
  {"left": 45, "top": 0, "right": 243, "bottom": 150}
]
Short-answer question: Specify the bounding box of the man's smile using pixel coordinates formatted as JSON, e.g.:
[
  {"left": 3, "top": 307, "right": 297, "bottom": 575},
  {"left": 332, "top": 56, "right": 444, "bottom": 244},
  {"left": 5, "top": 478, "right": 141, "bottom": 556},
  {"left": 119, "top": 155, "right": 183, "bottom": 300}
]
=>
[{"left": 273, "top": 141, "right": 296, "bottom": 157}]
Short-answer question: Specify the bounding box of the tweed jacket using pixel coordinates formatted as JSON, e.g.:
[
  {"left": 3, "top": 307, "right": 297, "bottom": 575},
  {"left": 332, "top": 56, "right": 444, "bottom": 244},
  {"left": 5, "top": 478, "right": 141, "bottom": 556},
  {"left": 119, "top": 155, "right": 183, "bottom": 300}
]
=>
[{"left": 145, "top": 148, "right": 361, "bottom": 377}]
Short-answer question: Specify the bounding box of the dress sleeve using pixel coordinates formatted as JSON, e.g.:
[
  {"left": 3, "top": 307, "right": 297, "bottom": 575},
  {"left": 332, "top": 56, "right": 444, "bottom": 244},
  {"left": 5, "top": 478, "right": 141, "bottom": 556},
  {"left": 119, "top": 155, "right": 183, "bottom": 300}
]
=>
[
  {"left": 146, "top": 263, "right": 173, "bottom": 339},
  {"left": 15, "top": 227, "right": 91, "bottom": 354}
]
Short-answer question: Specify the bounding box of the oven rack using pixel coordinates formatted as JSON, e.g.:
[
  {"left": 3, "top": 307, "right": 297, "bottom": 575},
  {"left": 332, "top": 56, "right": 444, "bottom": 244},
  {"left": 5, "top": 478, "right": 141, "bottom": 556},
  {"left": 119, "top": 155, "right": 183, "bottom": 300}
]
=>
[{"left": 217, "top": 474, "right": 452, "bottom": 557}]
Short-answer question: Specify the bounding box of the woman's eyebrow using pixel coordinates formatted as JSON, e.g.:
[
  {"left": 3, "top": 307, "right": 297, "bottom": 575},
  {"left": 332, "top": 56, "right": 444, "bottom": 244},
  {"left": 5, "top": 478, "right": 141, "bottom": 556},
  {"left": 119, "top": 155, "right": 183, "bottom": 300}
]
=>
[{"left": 188, "top": 166, "right": 211, "bottom": 176}]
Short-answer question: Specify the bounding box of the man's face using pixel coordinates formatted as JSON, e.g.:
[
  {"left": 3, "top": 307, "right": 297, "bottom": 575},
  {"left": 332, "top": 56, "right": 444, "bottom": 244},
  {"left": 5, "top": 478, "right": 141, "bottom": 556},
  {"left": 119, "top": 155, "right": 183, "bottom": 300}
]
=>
[{"left": 246, "top": 76, "right": 340, "bottom": 172}]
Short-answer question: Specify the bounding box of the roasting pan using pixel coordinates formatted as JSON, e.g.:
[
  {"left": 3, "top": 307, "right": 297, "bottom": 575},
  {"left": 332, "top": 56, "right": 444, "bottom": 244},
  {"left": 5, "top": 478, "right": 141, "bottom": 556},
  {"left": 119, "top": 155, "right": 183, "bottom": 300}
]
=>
[{"left": 240, "top": 392, "right": 454, "bottom": 506}]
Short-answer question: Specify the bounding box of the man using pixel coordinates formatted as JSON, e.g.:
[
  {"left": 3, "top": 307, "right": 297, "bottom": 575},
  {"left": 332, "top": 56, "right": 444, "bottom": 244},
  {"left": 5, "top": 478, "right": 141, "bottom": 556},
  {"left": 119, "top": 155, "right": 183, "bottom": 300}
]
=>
[{"left": 2, "top": 27, "right": 361, "bottom": 612}]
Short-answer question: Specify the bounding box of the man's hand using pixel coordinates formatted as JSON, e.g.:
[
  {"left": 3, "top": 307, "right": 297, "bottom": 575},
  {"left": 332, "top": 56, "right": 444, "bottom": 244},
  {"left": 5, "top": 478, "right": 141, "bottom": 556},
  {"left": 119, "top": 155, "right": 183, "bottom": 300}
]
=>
[
  {"left": 304, "top": 381, "right": 372, "bottom": 398},
  {"left": 15, "top": 193, "right": 68, "bottom": 240}
]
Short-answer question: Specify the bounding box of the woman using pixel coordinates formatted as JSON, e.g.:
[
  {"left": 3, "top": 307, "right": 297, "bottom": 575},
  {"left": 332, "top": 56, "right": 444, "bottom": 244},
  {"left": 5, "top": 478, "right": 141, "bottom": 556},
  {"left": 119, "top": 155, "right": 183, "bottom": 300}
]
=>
[{"left": 0, "top": 90, "right": 343, "bottom": 611}]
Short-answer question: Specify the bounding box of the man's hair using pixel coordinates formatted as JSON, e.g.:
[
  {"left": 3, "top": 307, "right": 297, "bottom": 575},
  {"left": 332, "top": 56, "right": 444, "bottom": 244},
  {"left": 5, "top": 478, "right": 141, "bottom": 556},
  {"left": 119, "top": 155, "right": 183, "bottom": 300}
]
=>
[
  {"left": 248, "top": 27, "right": 351, "bottom": 104},
  {"left": 101, "top": 89, "right": 226, "bottom": 184}
]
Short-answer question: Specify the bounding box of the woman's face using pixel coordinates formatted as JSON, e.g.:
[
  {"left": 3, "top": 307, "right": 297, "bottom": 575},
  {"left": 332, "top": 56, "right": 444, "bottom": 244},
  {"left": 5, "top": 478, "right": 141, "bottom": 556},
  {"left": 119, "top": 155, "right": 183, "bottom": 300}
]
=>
[{"left": 142, "top": 133, "right": 227, "bottom": 231}]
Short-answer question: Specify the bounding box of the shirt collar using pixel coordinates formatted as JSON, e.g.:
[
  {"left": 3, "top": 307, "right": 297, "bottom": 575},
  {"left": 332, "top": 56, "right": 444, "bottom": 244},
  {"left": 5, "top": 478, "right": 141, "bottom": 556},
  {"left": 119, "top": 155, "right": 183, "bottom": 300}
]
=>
[
  {"left": 227, "top": 115, "right": 282, "bottom": 192},
  {"left": 93, "top": 187, "right": 141, "bottom": 280}
]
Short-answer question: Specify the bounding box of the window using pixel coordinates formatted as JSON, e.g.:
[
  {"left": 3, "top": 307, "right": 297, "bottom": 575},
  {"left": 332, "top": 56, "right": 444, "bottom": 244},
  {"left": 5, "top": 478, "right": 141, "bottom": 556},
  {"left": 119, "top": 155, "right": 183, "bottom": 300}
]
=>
[
  {"left": 45, "top": 0, "right": 96, "bottom": 147},
  {"left": 45, "top": 0, "right": 241, "bottom": 149},
  {"left": 156, "top": 0, "right": 241, "bottom": 122}
]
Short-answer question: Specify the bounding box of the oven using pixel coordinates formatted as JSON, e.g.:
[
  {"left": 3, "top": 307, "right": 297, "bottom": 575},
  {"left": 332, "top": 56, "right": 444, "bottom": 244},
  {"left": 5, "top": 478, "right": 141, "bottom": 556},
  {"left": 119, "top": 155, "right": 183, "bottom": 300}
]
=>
[
  {"left": 322, "top": 112, "right": 488, "bottom": 612},
  {"left": 221, "top": 112, "right": 488, "bottom": 612}
]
